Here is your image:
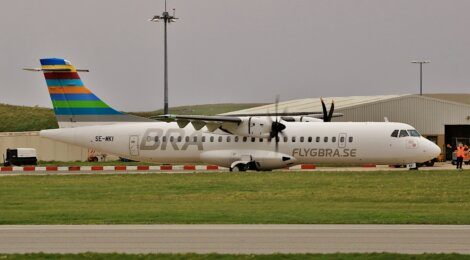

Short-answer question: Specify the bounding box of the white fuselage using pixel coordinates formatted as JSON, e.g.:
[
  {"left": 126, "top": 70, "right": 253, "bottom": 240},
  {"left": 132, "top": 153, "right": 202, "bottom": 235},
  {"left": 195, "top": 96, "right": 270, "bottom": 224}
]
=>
[{"left": 40, "top": 121, "right": 441, "bottom": 169}]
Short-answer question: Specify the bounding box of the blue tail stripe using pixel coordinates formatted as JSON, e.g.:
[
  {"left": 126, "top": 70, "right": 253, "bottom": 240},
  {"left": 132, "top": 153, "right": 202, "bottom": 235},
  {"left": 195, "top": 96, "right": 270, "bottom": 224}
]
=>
[
  {"left": 40, "top": 58, "right": 67, "bottom": 66},
  {"left": 46, "top": 79, "right": 84, "bottom": 86},
  {"left": 54, "top": 107, "right": 122, "bottom": 115},
  {"left": 50, "top": 94, "right": 100, "bottom": 101}
]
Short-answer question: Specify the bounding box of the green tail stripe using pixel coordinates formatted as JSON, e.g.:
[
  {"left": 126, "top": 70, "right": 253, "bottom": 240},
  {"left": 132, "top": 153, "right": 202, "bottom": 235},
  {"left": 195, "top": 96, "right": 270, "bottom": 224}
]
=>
[{"left": 52, "top": 100, "right": 110, "bottom": 108}]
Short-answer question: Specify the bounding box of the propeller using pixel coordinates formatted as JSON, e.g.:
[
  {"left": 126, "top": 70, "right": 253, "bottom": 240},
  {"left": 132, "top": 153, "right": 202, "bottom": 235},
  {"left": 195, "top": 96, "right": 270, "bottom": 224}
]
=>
[
  {"left": 320, "top": 98, "right": 335, "bottom": 122},
  {"left": 268, "top": 95, "right": 287, "bottom": 152}
]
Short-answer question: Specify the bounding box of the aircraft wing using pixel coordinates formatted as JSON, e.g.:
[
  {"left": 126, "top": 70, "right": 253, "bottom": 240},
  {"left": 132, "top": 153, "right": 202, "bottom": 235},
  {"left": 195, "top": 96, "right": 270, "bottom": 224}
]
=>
[
  {"left": 151, "top": 114, "right": 242, "bottom": 131},
  {"left": 226, "top": 112, "right": 343, "bottom": 118},
  {"left": 152, "top": 112, "right": 343, "bottom": 132}
]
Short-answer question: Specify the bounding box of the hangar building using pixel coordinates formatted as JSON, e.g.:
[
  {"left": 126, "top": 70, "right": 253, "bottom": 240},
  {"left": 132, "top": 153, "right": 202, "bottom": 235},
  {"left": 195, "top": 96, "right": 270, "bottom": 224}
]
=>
[{"left": 227, "top": 93, "right": 470, "bottom": 160}]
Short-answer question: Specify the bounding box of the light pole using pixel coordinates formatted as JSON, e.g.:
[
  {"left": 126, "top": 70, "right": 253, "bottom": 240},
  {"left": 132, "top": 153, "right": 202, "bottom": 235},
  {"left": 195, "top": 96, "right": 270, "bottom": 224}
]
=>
[
  {"left": 149, "top": 0, "right": 178, "bottom": 115},
  {"left": 411, "top": 60, "right": 430, "bottom": 95}
]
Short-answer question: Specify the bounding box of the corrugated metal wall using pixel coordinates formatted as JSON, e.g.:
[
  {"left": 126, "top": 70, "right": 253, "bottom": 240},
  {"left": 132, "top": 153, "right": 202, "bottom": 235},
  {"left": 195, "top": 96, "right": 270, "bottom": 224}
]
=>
[
  {"left": 0, "top": 132, "right": 89, "bottom": 162},
  {"left": 336, "top": 95, "right": 470, "bottom": 135}
]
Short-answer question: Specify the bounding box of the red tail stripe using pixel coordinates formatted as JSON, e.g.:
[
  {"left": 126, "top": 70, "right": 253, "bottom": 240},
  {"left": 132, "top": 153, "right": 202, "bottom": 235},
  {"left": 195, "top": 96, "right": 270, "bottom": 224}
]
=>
[{"left": 44, "top": 72, "right": 80, "bottom": 79}]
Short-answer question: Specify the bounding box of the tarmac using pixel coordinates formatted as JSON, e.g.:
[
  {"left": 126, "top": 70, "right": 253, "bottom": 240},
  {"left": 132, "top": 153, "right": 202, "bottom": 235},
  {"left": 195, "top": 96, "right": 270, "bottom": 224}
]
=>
[{"left": 0, "top": 225, "right": 469, "bottom": 254}]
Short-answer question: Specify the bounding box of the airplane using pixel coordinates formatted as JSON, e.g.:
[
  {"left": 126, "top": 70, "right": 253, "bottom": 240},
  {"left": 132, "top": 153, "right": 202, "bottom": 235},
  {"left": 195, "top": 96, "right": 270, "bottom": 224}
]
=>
[{"left": 28, "top": 58, "right": 441, "bottom": 171}]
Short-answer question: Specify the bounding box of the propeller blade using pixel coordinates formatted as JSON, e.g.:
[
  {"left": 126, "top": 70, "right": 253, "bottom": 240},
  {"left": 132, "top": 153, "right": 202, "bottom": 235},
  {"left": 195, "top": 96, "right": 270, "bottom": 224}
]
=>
[
  {"left": 271, "top": 95, "right": 283, "bottom": 153},
  {"left": 275, "top": 95, "right": 279, "bottom": 123},
  {"left": 327, "top": 100, "right": 335, "bottom": 122},
  {"left": 321, "top": 98, "right": 328, "bottom": 122}
]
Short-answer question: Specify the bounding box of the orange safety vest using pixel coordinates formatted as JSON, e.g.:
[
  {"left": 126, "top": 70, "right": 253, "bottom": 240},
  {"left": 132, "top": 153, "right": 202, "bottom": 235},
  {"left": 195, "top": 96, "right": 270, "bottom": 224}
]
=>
[{"left": 456, "top": 147, "right": 466, "bottom": 157}]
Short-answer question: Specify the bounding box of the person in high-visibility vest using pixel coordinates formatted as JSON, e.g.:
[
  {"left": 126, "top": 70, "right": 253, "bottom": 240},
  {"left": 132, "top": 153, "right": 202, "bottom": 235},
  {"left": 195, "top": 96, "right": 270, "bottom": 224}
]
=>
[{"left": 455, "top": 143, "right": 466, "bottom": 170}]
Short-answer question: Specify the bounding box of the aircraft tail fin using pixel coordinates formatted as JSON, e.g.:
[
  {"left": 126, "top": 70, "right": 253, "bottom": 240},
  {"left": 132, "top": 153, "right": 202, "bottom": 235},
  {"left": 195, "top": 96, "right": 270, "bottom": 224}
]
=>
[{"left": 38, "top": 58, "right": 152, "bottom": 128}]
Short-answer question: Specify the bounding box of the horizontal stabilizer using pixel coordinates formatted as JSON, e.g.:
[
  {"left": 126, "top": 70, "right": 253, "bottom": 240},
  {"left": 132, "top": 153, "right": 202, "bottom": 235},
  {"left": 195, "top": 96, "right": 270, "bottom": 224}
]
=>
[{"left": 23, "top": 68, "right": 89, "bottom": 72}]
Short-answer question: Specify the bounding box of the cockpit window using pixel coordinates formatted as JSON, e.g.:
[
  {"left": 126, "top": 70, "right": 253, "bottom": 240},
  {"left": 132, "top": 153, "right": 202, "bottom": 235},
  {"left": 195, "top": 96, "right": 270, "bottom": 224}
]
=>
[
  {"left": 399, "top": 130, "right": 409, "bottom": 137},
  {"left": 391, "top": 130, "right": 399, "bottom": 138},
  {"left": 407, "top": 129, "right": 421, "bottom": 137}
]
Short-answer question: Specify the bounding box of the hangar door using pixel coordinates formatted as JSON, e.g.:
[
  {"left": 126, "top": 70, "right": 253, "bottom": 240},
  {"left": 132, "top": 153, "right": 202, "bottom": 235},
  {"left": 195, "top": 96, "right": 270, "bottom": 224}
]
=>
[{"left": 445, "top": 125, "right": 470, "bottom": 160}]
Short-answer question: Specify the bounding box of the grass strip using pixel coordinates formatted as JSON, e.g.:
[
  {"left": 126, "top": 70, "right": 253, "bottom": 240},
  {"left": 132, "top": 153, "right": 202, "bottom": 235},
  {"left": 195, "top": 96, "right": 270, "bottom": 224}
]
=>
[{"left": 0, "top": 170, "right": 469, "bottom": 224}]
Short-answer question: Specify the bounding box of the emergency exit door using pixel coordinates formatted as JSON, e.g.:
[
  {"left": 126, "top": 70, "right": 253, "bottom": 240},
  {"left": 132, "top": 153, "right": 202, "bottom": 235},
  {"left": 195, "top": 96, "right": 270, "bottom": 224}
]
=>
[{"left": 129, "top": 135, "right": 139, "bottom": 156}]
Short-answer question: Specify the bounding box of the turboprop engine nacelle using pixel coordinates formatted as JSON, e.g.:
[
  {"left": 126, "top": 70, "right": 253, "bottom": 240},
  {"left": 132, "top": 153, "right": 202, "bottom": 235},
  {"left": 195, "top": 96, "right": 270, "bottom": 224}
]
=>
[{"left": 227, "top": 117, "right": 272, "bottom": 138}]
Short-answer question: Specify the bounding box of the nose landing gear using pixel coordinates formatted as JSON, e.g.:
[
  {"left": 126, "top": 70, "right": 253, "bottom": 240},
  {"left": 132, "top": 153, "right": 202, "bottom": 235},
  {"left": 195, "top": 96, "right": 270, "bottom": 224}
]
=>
[{"left": 408, "top": 163, "right": 419, "bottom": 170}]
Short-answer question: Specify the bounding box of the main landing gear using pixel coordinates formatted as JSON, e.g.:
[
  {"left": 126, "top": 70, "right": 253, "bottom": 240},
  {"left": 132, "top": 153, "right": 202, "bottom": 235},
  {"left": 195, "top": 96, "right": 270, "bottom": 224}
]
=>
[
  {"left": 230, "top": 164, "right": 247, "bottom": 172},
  {"left": 229, "top": 162, "right": 259, "bottom": 172}
]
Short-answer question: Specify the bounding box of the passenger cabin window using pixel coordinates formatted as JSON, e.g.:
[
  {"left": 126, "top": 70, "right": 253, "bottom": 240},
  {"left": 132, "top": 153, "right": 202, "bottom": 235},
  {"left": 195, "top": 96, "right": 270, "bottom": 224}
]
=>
[
  {"left": 202, "top": 136, "right": 206, "bottom": 142},
  {"left": 251, "top": 137, "right": 256, "bottom": 142},
  {"left": 308, "top": 137, "right": 312, "bottom": 142},
  {"left": 284, "top": 137, "right": 288, "bottom": 142},
  {"left": 399, "top": 130, "right": 409, "bottom": 137},
  {"left": 210, "top": 136, "right": 214, "bottom": 142},
  {"left": 234, "top": 136, "right": 239, "bottom": 142},
  {"left": 185, "top": 136, "right": 189, "bottom": 142},
  {"left": 332, "top": 137, "right": 336, "bottom": 142},
  {"left": 300, "top": 137, "right": 304, "bottom": 142},
  {"left": 243, "top": 137, "right": 248, "bottom": 142},
  {"left": 391, "top": 130, "right": 399, "bottom": 138},
  {"left": 316, "top": 137, "right": 320, "bottom": 143},
  {"left": 170, "top": 136, "right": 174, "bottom": 142},
  {"left": 292, "top": 137, "right": 296, "bottom": 142},
  {"left": 177, "top": 136, "right": 182, "bottom": 142},
  {"left": 218, "top": 136, "right": 222, "bottom": 142},
  {"left": 227, "top": 136, "right": 231, "bottom": 142},
  {"left": 340, "top": 136, "right": 345, "bottom": 143},
  {"left": 193, "top": 136, "right": 197, "bottom": 142},
  {"left": 407, "top": 129, "right": 421, "bottom": 137},
  {"left": 155, "top": 136, "right": 159, "bottom": 142},
  {"left": 162, "top": 136, "right": 167, "bottom": 142},
  {"left": 324, "top": 137, "right": 328, "bottom": 142},
  {"left": 259, "top": 138, "right": 263, "bottom": 142},
  {"left": 349, "top": 137, "right": 353, "bottom": 143}
]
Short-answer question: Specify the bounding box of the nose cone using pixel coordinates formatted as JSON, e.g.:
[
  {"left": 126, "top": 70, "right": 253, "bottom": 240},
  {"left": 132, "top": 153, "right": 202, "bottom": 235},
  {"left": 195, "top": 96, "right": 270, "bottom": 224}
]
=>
[
  {"left": 431, "top": 142, "right": 441, "bottom": 158},
  {"left": 422, "top": 139, "right": 441, "bottom": 160}
]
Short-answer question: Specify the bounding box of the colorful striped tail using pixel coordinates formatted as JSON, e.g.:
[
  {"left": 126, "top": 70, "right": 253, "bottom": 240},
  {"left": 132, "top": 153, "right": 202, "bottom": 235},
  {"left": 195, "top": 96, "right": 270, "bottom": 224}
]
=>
[{"left": 40, "top": 58, "right": 152, "bottom": 128}]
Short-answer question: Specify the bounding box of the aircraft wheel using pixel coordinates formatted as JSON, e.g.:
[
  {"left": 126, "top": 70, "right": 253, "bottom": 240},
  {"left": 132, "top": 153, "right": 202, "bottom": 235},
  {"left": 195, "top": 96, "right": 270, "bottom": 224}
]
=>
[
  {"left": 231, "top": 164, "right": 247, "bottom": 172},
  {"left": 424, "top": 160, "right": 435, "bottom": 167}
]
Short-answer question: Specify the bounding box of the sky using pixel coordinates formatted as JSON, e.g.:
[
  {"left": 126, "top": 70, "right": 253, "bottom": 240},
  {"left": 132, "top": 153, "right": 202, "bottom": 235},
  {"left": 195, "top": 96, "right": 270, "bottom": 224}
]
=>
[{"left": 0, "top": 0, "right": 469, "bottom": 111}]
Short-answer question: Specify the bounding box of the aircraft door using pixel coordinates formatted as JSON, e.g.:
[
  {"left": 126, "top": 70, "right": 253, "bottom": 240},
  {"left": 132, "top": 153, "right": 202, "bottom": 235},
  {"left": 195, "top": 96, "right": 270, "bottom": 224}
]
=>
[
  {"left": 129, "top": 135, "right": 140, "bottom": 156},
  {"left": 338, "top": 133, "right": 347, "bottom": 148}
]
